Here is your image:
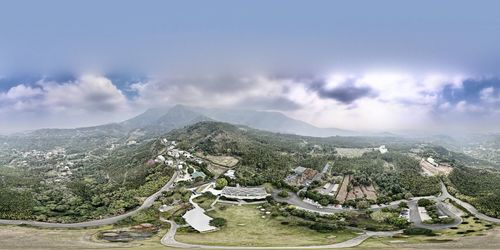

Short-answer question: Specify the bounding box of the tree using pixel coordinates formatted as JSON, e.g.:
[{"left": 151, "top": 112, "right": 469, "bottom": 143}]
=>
[
  {"left": 417, "top": 198, "right": 433, "bottom": 207},
  {"left": 215, "top": 178, "right": 228, "bottom": 190},
  {"left": 404, "top": 192, "right": 413, "bottom": 200},
  {"left": 356, "top": 200, "right": 370, "bottom": 209},
  {"left": 278, "top": 190, "right": 289, "bottom": 198},
  {"left": 210, "top": 217, "right": 227, "bottom": 227},
  {"left": 187, "top": 168, "right": 194, "bottom": 174}
]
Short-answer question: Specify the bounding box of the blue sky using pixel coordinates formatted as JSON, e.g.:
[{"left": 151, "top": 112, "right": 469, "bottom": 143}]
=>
[{"left": 1, "top": 1, "right": 500, "bottom": 133}]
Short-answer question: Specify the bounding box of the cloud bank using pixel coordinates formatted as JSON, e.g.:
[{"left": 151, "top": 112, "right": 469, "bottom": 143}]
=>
[{"left": 0, "top": 72, "right": 499, "bottom": 134}]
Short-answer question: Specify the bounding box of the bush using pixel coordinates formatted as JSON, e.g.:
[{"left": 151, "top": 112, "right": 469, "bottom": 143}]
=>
[
  {"left": 278, "top": 190, "right": 289, "bottom": 198},
  {"left": 403, "top": 227, "right": 435, "bottom": 236},
  {"left": 417, "top": 198, "right": 433, "bottom": 207},
  {"left": 209, "top": 217, "right": 227, "bottom": 227},
  {"left": 215, "top": 178, "right": 228, "bottom": 190},
  {"left": 309, "top": 222, "right": 340, "bottom": 233}
]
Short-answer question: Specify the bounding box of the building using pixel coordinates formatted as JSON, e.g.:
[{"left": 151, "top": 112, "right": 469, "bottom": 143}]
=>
[
  {"left": 155, "top": 155, "right": 166, "bottom": 163},
  {"left": 220, "top": 186, "right": 270, "bottom": 200},
  {"left": 293, "top": 166, "right": 306, "bottom": 175},
  {"left": 191, "top": 171, "right": 207, "bottom": 179},
  {"left": 286, "top": 167, "right": 318, "bottom": 187},
  {"left": 224, "top": 169, "right": 236, "bottom": 179}
]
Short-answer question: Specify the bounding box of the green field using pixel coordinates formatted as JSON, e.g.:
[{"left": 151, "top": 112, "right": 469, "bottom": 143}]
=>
[{"left": 175, "top": 204, "right": 357, "bottom": 247}]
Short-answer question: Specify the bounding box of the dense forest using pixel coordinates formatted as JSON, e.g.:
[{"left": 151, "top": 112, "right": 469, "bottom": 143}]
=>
[{"left": 448, "top": 167, "right": 500, "bottom": 218}]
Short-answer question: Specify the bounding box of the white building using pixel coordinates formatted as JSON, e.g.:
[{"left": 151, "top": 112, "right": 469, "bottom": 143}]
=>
[{"left": 155, "top": 155, "right": 166, "bottom": 163}]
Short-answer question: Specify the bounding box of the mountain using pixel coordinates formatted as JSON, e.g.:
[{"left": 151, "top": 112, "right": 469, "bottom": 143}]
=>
[
  {"left": 120, "top": 105, "right": 213, "bottom": 136},
  {"left": 190, "top": 106, "right": 355, "bottom": 137},
  {"left": 122, "top": 104, "right": 355, "bottom": 137}
]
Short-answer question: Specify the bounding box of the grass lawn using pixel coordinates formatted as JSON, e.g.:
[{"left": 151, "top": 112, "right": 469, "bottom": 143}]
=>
[
  {"left": 192, "top": 195, "right": 216, "bottom": 210},
  {"left": 175, "top": 204, "right": 357, "bottom": 247},
  {"left": 438, "top": 215, "right": 491, "bottom": 236},
  {"left": 356, "top": 216, "right": 498, "bottom": 248}
]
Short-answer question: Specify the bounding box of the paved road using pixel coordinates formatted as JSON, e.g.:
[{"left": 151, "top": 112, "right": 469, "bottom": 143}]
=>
[
  {"left": 0, "top": 172, "right": 178, "bottom": 228},
  {"left": 161, "top": 218, "right": 402, "bottom": 249},
  {"left": 437, "top": 181, "right": 500, "bottom": 224},
  {"left": 273, "top": 180, "right": 499, "bottom": 229},
  {"left": 271, "top": 190, "right": 406, "bottom": 214},
  {"left": 407, "top": 198, "right": 462, "bottom": 230}
]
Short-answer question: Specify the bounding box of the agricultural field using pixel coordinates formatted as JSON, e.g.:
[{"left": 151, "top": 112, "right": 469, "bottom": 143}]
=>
[
  {"left": 335, "top": 175, "right": 350, "bottom": 203},
  {"left": 196, "top": 153, "right": 239, "bottom": 167},
  {"left": 335, "top": 147, "right": 375, "bottom": 158}
]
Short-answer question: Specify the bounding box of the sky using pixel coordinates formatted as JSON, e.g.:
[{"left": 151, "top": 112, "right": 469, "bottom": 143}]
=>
[{"left": 1, "top": 0, "right": 500, "bottom": 134}]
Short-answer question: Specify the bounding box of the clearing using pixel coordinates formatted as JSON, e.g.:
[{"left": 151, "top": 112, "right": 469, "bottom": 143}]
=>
[
  {"left": 196, "top": 153, "right": 239, "bottom": 167},
  {"left": 335, "top": 148, "right": 374, "bottom": 158}
]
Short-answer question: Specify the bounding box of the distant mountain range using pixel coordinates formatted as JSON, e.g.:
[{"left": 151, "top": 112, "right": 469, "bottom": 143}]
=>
[
  {"left": 120, "top": 104, "right": 357, "bottom": 137},
  {"left": 5, "top": 105, "right": 376, "bottom": 148}
]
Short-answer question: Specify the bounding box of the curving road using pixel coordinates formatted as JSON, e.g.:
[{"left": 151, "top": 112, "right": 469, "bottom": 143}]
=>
[
  {"left": 437, "top": 181, "right": 500, "bottom": 224},
  {"left": 272, "top": 180, "right": 499, "bottom": 229},
  {"left": 0, "top": 172, "right": 178, "bottom": 228},
  {"left": 160, "top": 218, "right": 402, "bottom": 249}
]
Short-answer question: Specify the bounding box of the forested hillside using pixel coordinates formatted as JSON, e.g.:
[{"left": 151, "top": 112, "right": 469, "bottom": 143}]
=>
[{"left": 448, "top": 167, "right": 500, "bottom": 218}]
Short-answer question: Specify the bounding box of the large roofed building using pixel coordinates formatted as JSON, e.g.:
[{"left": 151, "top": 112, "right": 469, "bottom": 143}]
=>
[{"left": 221, "top": 186, "right": 270, "bottom": 200}]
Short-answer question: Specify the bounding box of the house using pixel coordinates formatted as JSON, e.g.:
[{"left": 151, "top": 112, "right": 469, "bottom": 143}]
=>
[
  {"left": 191, "top": 171, "right": 207, "bottom": 179},
  {"left": 155, "top": 155, "right": 166, "bottom": 163},
  {"left": 293, "top": 166, "right": 306, "bottom": 175},
  {"left": 427, "top": 157, "right": 438, "bottom": 167},
  {"left": 224, "top": 169, "right": 236, "bottom": 179},
  {"left": 378, "top": 145, "right": 388, "bottom": 154}
]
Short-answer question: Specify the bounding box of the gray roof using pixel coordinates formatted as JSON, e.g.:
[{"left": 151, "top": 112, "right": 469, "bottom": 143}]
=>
[
  {"left": 293, "top": 166, "right": 306, "bottom": 174},
  {"left": 221, "top": 186, "right": 269, "bottom": 199}
]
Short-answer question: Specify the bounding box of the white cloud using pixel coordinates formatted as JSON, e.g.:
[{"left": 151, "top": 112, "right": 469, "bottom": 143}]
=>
[
  {"left": 0, "top": 75, "right": 131, "bottom": 133},
  {"left": 0, "top": 84, "right": 43, "bottom": 100},
  {"left": 39, "top": 75, "right": 128, "bottom": 113},
  {"left": 479, "top": 87, "right": 500, "bottom": 103}
]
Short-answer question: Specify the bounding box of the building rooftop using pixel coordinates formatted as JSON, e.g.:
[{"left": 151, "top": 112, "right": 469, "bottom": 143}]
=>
[
  {"left": 191, "top": 171, "right": 207, "bottom": 179},
  {"left": 221, "top": 186, "right": 269, "bottom": 200},
  {"left": 293, "top": 166, "right": 306, "bottom": 174}
]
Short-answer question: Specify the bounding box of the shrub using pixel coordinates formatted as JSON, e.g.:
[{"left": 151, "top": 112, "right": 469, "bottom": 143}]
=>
[
  {"left": 278, "top": 190, "right": 289, "bottom": 198},
  {"left": 403, "top": 227, "right": 435, "bottom": 236},
  {"left": 209, "top": 217, "right": 227, "bottom": 227},
  {"left": 417, "top": 198, "right": 433, "bottom": 207},
  {"left": 215, "top": 178, "right": 228, "bottom": 190}
]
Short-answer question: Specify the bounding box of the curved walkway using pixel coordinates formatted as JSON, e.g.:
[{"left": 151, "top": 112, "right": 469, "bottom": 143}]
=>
[
  {"left": 160, "top": 219, "right": 401, "bottom": 249},
  {"left": 0, "top": 172, "right": 178, "bottom": 228}
]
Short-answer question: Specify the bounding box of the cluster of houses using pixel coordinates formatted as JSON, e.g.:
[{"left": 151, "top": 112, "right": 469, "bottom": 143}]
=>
[
  {"left": 156, "top": 138, "right": 207, "bottom": 182},
  {"left": 285, "top": 166, "right": 319, "bottom": 187}
]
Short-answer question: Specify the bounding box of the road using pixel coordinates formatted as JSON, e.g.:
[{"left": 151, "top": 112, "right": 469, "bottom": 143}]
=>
[
  {"left": 160, "top": 218, "right": 402, "bottom": 249},
  {"left": 407, "top": 198, "right": 462, "bottom": 230},
  {"left": 0, "top": 171, "right": 178, "bottom": 228},
  {"left": 271, "top": 190, "right": 405, "bottom": 214},
  {"left": 437, "top": 181, "right": 500, "bottom": 224},
  {"left": 273, "top": 180, "right": 499, "bottom": 229}
]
